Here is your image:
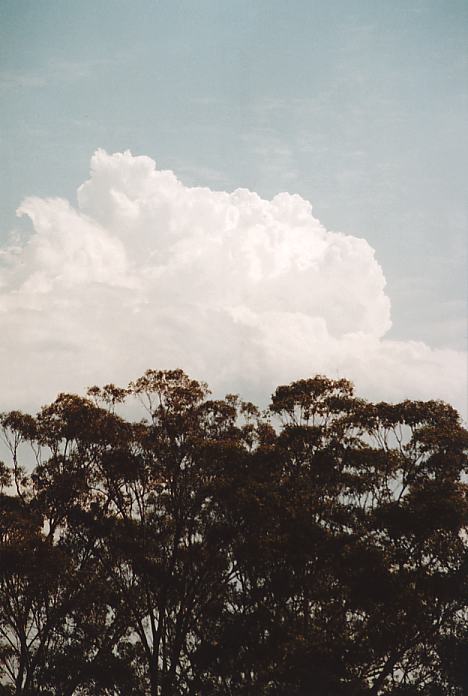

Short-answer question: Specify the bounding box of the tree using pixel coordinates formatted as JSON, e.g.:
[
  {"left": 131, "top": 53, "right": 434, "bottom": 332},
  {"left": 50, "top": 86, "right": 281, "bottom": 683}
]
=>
[{"left": 0, "top": 371, "right": 466, "bottom": 695}]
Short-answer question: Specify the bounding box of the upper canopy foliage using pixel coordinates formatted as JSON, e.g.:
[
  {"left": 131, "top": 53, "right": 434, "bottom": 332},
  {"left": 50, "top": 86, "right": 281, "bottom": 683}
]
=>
[{"left": 0, "top": 370, "right": 467, "bottom": 695}]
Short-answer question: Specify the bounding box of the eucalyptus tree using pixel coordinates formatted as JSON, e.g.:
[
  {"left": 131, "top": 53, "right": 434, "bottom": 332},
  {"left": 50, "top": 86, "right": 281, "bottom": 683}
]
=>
[{"left": 0, "top": 371, "right": 466, "bottom": 695}]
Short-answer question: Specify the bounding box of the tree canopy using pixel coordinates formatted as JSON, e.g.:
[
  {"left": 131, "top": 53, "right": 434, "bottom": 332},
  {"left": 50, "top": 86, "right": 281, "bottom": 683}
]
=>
[{"left": 0, "top": 370, "right": 466, "bottom": 695}]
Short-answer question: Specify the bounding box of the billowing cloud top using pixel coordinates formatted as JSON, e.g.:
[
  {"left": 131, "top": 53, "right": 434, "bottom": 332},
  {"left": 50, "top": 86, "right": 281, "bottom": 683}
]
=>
[{"left": 1, "top": 150, "right": 465, "bottom": 414}]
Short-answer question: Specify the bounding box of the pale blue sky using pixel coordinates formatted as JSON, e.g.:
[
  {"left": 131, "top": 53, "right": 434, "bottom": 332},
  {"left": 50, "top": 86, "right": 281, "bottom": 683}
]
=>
[{"left": 1, "top": 0, "right": 467, "bottom": 349}]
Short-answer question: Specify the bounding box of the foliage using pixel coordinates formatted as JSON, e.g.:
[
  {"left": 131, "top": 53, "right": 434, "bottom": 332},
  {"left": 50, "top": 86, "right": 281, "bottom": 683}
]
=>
[{"left": 0, "top": 370, "right": 466, "bottom": 695}]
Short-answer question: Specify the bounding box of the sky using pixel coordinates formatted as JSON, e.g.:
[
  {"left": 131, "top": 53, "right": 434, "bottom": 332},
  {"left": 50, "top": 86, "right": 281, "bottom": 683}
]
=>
[{"left": 0, "top": 0, "right": 467, "bottom": 414}]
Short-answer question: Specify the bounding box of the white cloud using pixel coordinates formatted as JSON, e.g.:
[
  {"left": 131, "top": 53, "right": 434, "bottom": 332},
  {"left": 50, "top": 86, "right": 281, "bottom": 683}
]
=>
[{"left": 0, "top": 149, "right": 465, "bottom": 415}]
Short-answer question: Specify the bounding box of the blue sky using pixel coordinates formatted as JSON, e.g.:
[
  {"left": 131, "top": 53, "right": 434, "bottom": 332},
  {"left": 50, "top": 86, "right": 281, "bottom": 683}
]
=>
[{"left": 1, "top": 0, "right": 467, "bottom": 356}]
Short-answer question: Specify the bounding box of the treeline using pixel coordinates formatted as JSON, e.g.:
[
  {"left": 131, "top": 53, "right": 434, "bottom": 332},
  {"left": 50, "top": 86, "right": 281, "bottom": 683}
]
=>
[{"left": 0, "top": 369, "right": 467, "bottom": 695}]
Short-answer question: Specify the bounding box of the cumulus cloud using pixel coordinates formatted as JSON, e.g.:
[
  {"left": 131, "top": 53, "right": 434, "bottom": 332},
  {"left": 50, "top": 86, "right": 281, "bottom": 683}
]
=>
[{"left": 0, "top": 149, "right": 466, "bottom": 415}]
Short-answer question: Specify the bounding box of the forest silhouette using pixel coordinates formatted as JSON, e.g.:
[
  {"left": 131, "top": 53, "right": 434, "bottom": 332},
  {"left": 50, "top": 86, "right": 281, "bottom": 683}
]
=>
[{"left": 0, "top": 369, "right": 466, "bottom": 695}]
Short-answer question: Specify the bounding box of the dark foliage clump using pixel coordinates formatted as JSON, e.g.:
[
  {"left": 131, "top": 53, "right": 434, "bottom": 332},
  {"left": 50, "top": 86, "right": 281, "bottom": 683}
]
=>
[{"left": 0, "top": 370, "right": 466, "bottom": 695}]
